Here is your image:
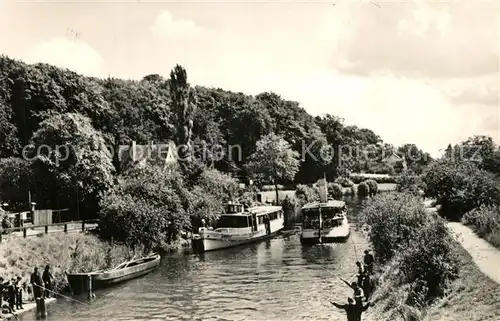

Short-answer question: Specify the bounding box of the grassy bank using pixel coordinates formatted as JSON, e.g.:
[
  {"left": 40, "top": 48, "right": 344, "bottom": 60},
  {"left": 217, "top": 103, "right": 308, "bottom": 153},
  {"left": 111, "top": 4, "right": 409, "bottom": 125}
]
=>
[
  {"left": 363, "top": 192, "right": 500, "bottom": 321},
  {"left": 462, "top": 205, "right": 500, "bottom": 249},
  {"left": 423, "top": 243, "right": 500, "bottom": 321},
  {"left": 0, "top": 233, "right": 146, "bottom": 293}
]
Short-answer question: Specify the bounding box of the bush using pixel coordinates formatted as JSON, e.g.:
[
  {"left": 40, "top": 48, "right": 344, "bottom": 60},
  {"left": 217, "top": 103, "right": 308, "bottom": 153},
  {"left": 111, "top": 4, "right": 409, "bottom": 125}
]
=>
[
  {"left": 334, "top": 176, "right": 354, "bottom": 188},
  {"left": 1, "top": 208, "right": 13, "bottom": 231},
  {"left": 357, "top": 182, "right": 370, "bottom": 197},
  {"left": 364, "top": 179, "right": 378, "bottom": 196},
  {"left": 363, "top": 193, "right": 459, "bottom": 306},
  {"left": 295, "top": 184, "right": 318, "bottom": 205},
  {"left": 328, "top": 183, "right": 343, "bottom": 200},
  {"left": 462, "top": 205, "right": 500, "bottom": 248},
  {"left": 281, "top": 195, "right": 299, "bottom": 229},
  {"left": 396, "top": 170, "right": 426, "bottom": 195},
  {"left": 423, "top": 160, "right": 500, "bottom": 220}
]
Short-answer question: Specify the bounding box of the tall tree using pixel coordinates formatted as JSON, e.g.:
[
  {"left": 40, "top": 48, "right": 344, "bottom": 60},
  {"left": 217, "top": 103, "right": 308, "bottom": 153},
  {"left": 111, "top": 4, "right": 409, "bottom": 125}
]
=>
[
  {"left": 169, "top": 65, "right": 196, "bottom": 162},
  {"left": 245, "top": 134, "right": 300, "bottom": 204}
]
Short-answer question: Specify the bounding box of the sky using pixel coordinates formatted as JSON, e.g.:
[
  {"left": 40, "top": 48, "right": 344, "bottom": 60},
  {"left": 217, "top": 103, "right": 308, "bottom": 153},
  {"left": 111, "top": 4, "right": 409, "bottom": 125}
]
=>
[{"left": 0, "top": 0, "right": 499, "bottom": 157}]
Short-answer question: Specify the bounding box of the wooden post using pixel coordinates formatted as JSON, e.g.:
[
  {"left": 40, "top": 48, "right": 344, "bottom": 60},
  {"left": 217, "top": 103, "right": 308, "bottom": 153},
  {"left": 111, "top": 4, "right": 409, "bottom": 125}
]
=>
[
  {"left": 23, "top": 228, "right": 27, "bottom": 238},
  {"left": 82, "top": 220, "right": 85, "bottom": 232},
  {"left": 44, "top": 225, "right": 48, "bottom": 234},
  {"left": 0, "top": 231, "right": 2, "bottom": 243},
  {"left": 64, "top": 223, "right": 68, "bottom": 233},
  {"left": 87, "top": 274, "right": 94, "bottom": 300}
]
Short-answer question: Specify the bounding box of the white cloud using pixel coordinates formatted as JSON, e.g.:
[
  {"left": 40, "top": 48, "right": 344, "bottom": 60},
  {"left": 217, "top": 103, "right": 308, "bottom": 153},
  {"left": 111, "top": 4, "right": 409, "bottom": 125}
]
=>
[
  {"left": 150, "top": 10, "right": 205, "bottom": 37},
  {"left": 332, "top": 2, "right": 499, "bottom": 78},
  {"left": 20, "top": 37, "right": 106, "bottom": 78}
]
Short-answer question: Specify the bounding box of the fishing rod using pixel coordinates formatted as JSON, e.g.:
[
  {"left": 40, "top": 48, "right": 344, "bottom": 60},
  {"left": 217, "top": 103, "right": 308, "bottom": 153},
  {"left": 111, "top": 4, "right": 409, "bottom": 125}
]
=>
[{"left": 32, "top": 284, "right": 89, "bottom": 305}]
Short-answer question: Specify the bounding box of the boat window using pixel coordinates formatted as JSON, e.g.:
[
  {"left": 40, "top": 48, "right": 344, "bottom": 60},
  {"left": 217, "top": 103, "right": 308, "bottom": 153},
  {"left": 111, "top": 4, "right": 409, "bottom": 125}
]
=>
[
  {"left": 258, "top": 216, "right": 263, "bottom": 225},
  {"left": 302, "top": 208, "right": 320, "bottom": 229},
  {"left": 215, "top": 215, "right": 249, "bottom": 228}
]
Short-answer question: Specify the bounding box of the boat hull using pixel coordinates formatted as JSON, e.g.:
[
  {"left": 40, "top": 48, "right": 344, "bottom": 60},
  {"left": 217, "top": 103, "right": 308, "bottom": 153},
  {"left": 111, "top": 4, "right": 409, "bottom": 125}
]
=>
[
  {"left": 66, "top": 255, "right": 160, "bottom": 294},
  {"left": 300, "top": 219, "right": 350, "bottom": 245},
  {"left": 193, "top": 219, "right": 284, "bottom": 252}
]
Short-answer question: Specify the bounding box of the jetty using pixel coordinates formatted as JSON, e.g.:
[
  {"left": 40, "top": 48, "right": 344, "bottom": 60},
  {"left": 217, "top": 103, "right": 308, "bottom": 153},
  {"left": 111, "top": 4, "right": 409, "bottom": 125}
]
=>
[{"left": 3, "top": 298, "right": 56, "bottom": 320}]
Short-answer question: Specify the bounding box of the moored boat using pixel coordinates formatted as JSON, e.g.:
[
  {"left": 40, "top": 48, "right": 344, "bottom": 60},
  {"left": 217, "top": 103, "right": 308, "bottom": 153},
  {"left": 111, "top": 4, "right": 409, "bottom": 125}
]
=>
[
  {"left": 192, "top": 202, "right": 284, "bottom": 252},
  {"left": 66, "top": 253, "right": 160, "bottom": 294},
  {"left": 299, "top": 199, "right": 350, "bottom": 245}
]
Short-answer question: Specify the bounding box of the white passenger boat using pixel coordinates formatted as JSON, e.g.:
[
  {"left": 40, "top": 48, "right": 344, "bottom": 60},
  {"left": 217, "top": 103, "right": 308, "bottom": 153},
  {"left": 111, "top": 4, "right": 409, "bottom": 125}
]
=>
[
  {"left": 299, "top": 199, "right": 350, "bottom": 245},
  {"left": 299, "top": 176, "right": 350, "bottom": 245},
  {"left": 192, "top": 202, "right": 284, "bottom": 252}
]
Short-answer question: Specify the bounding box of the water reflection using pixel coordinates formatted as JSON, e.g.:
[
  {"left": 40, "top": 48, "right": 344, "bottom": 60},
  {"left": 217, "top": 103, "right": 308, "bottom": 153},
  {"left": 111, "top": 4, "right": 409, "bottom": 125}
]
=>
[{"left": 21, "top": 199, "right": 369, "bottom": 321}]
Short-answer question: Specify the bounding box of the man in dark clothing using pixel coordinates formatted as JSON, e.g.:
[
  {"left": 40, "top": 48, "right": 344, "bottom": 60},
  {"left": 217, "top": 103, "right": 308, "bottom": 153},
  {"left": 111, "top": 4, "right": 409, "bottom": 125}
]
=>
[
  {"left": 263, "top": 215, "right": 271, "bottom": 234},
  {"left": 331, "top": 297, "right": 371, "bottom": 321},
  {"left": 363, "top": 250, "right": 374, "bottom": 275},
  {"left": 15, "top": 277, "right": 23, "bottom": 310},
  {"left": 7, "top": 279, "right": 16, "bottom": 312},
  {"left": 30, "top": 267, "right": 44, "bottom": 299},
  {"left": 42, "top": 265, "right": 53, "bottom": 298}
]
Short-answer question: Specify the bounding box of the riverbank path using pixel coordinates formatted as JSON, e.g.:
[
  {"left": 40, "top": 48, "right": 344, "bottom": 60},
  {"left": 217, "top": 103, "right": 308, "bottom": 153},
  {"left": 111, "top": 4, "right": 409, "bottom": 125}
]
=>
[{"left": 447, "top": 222, "right": 500, "bottom": 284}]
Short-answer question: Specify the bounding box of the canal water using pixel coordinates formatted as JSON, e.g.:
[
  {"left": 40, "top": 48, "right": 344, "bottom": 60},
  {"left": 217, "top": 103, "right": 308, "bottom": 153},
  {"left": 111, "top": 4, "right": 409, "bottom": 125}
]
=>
[{"left": 21, "top": 197, "right": 369, "bottom": 321}]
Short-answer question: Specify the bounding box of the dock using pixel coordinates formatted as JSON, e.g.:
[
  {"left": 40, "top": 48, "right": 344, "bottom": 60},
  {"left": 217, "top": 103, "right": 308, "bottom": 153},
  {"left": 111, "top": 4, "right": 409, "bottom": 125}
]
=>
[{"left": 2, "top": 298, "right": 56, "bottom": 320}]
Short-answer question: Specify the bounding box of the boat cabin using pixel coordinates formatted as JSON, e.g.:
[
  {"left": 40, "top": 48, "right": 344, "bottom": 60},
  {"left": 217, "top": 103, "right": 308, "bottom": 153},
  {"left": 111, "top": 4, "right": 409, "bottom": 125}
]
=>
[
  {"left": 301, "top": 200, "right": 347, "bottom": 230},
  {"left": 213, "top": 204, "right": 283, "bottom": 232}
]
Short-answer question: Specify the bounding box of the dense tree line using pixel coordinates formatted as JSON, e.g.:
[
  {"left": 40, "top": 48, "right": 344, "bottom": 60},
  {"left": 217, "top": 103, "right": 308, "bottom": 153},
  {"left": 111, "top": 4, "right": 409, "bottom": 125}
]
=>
[{"left": 0, "top": 55, "right": 432, "bottom": 249}]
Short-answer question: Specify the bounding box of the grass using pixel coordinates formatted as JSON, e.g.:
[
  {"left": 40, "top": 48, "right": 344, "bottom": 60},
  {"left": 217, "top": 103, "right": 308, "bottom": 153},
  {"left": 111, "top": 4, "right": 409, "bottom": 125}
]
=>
[
  {"left": 462, "top": 205, "right": 500, "bottom": 249},
  {"left": 424, "top": 242, "right": 500, "bottom": 321},
  {"left": 366, "top": 241, "right": 500, "bottom": 321},
  {"left": 0, "top": 232, "right": 146, "bottom": 293}
]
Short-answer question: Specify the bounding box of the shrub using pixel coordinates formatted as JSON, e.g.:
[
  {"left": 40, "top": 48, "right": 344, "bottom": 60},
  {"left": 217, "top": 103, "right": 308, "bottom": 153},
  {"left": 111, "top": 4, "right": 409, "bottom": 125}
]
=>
[
  {"left": 396, "top": 170, "right": 426, "bottom": 195},
  {"left": 363, "top": 193, "right": 459, "bottom": 306},
  {"left": 462, "top": 205, "right": 500, "bottom": 248},
  {"left": 328, "top": 183, "right": 343, "bottom": 200},
  {"left": 295, "top": 184, "right": 318, "bottom": 205},
  {"left": 357, "top": 182, "right": 370, "bottom": 197},
  {"left": 1, "top": 208, "right": 13, "bottom": 231},
  {"left": 334, "top": 176, "right": 354, "bottom": 188},
  {"left": 364, "top": 179, "right": 378, "bottom": 196},
  {"left": 423, "top": 160, "right": 500, "bottom": 220},
  {"left": 281, "top": 195, "right": 299, "bottom": 229}
]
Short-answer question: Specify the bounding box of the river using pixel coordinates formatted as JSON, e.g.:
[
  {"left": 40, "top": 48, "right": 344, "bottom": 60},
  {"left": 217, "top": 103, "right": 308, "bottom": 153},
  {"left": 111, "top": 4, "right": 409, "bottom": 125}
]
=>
[{"left": 21, "top": 197, "right": 369, "bottom": 321}]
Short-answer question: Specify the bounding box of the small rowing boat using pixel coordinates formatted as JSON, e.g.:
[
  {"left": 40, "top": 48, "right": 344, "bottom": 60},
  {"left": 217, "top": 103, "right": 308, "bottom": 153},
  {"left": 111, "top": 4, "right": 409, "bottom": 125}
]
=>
[{"left": 66, "top": 253, "right": 160, "bottom": 294}]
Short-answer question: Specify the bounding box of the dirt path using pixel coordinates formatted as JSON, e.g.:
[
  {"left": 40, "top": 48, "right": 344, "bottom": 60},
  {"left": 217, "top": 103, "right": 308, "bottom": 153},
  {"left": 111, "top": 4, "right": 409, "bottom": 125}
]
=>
[{"left": 447, "top": 222, "right": 500, "bottom": 284}]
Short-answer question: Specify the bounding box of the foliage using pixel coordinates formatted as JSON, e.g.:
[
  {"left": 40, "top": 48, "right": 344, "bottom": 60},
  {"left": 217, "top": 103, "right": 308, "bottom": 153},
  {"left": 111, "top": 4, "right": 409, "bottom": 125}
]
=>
[
  {"left": 0, "top": 157, "right": 32, "bottom": 211},
  {"left": 422, "top": 160, "right": 500, "bottom": 220},
  {"left": 357, "top": 182, "right": 370, "bottom": 197},
  {"left": 334, "top": 176, "right": 354, "bottom": 188},
  {"left": 281, "top": 195, "right": 299, "bottom": 229},
  {"left": 328, "top": 183, "right": 343, "bottom": 200},
  {"left": 170, "top": 65, "right": 196, "bottom": 161},
  {"left": 396, "top": 170, "right": 426, "bottom": 195},
  {"left": 397, "top": 143, "right": 433, "bottom": 174},
  {"left": 462, "top": 205, "right": 500, "bottom": 248},
  {"left": 98, "top": 164, "right": 189, "bottom": 250},
  {"left": 364, "top": 179, "right": 378, "bottom": 196},
  {"left": 246, "top": 134, "right": 300, "bottom": 203},
  {"left": 28, "top": 113, "right": 115, "bottom": 218},
  {"left": 295, "top": 184, "right": 318, "bottom": 205},
  {"left": 363, "top": 193, "right": 459, "bottom": 306},
  {"left": 0, "top": 207, "right": 13, "bottom": 231}
]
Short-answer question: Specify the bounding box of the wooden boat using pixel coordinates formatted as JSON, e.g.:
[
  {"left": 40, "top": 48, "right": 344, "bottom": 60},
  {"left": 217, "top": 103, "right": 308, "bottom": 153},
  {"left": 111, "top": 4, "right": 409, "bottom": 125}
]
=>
[
  {"left": 65, "top": 253, "right": 160, "bottom": 294},
  {"left": 192, "top": 202, "right": 284, "bottom": 252}
]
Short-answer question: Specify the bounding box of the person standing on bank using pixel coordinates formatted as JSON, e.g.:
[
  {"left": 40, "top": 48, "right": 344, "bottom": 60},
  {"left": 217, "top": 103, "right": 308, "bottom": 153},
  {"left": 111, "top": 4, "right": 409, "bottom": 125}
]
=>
[
  {"left": 363, "top": 250, "right": 374, "bottom": 275},
  {"left": 340, "top": 278, "right": 364, "bottom": 305},
  {"left": 42, "top": 265, "right": 53, "bottom": 298},
  {"left": 15, "top": 276, "right": 23, "bottom": 310},
  {"left": 7, "top": 278, "right": 16, "bottom": 312},
  {"left": 30, "top": 267, "right": 44, "bottom": 299}
]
